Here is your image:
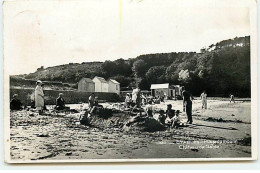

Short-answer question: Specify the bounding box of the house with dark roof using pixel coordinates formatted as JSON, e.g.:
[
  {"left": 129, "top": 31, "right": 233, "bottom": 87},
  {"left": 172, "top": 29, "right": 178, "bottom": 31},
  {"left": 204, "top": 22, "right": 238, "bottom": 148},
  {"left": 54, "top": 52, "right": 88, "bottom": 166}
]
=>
[{"left": 78, "top": 78, "right": 95, "bottom": 92}]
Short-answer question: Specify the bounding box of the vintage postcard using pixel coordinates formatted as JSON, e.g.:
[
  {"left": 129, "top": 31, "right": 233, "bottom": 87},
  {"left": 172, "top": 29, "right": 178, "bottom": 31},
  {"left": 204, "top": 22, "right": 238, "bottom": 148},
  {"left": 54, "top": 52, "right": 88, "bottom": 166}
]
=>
[{"left": 3, "top": 0, "right": 257, "bottom": 163}]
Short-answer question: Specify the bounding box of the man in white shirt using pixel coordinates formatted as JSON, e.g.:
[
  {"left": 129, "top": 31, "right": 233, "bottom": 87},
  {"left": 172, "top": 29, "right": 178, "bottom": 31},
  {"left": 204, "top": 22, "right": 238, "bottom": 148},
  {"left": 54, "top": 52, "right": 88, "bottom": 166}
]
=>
[{"left": 200, "top": 90, "right": 207, "bottom": 109}]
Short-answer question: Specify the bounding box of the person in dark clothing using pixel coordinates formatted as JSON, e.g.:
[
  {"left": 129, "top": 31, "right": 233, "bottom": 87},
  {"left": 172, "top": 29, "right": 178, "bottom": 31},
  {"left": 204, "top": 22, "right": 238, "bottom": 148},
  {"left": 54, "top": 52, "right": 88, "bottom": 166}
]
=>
[
  {"left": 30, "top": 100, "right": 36, "bottom": 109},
  {"left": 55, "top": 93, "right": 68, "bottom": 110},
  {"left": 10, "top": 94, "right": 23, "bottom": 110},
  {"left": 182, "top": 87, "right": 193, "bottom": 124},
  {"left": 166, "top": 104, "right": 175, "bottom": 119},
  {"left": 158, "top": 110, "right": 166, "bottom": 125}
]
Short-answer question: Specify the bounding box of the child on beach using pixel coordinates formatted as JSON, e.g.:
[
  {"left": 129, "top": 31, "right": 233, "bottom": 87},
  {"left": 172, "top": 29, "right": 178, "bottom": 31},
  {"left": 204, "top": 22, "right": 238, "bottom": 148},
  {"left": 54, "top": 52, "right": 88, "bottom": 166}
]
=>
[
  {"left": 172, "top": 110, "right": 181, "bottom": 128},
  {"left": 165, "top": 104, "right": 175, "bottom": 126}
]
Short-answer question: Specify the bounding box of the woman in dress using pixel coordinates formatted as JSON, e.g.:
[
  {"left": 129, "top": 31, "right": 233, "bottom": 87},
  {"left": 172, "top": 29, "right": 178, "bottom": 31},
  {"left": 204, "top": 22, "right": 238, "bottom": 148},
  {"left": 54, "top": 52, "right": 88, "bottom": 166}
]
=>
[{"left": 35, "top": 80, "right": 44, "bottom": 114}]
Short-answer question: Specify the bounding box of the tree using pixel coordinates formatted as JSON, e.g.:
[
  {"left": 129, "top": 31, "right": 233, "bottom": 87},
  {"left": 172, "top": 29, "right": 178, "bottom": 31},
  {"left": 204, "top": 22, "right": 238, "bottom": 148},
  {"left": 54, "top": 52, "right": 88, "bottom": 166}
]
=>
[
  {"left": 145, "top": 66, "right": 166, "bottom": 84},
  {"left": 178, "top": 69, "right": 190, "bottom": 83},
  {"left": 132, "top": 59, "right": 147, "bottom": 77},
  {"left": 166, "top": 64, "right": 179, "bottom": 83}
]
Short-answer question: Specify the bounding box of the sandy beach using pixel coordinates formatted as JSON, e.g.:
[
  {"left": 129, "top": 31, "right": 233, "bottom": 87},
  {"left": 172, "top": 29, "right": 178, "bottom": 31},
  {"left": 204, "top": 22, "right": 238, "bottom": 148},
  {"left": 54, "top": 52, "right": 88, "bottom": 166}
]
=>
[{"left": 9, "top": 99, "right": 251, "bottom": 161}]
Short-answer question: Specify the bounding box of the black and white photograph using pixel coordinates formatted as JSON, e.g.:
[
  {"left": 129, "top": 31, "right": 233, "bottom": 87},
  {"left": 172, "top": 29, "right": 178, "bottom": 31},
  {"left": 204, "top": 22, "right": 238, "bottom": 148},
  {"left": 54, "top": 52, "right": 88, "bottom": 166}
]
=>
[{"left": 3, "top": 0, "right": 257, "bottom": 163}]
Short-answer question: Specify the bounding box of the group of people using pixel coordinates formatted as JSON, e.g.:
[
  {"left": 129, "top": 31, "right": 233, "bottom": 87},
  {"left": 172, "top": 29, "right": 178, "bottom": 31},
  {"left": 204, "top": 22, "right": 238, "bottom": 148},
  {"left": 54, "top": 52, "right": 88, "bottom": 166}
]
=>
[
  {"left": 133, "top": 87, "right": 208, "bottom": 126},
  {"left": 10, "top": 80, "right": 69, "bottom": 114},
  {"left": 157, "top": 104, "right": 181, "bottom": 128},
  {"left": 34, "top": 80, "right": 70, "bottom": 114},
  {"left": 11, "top": 80, "right": 236, "bottom": 125},
  {"left": 125, "top": 86, "right": 194, "bottom": 125},
  {"left": 124, "top": 90, "right": 165, "bottom": 109},
  {"left": 124, "top": 87, "right": 143, "bottom": 108}
]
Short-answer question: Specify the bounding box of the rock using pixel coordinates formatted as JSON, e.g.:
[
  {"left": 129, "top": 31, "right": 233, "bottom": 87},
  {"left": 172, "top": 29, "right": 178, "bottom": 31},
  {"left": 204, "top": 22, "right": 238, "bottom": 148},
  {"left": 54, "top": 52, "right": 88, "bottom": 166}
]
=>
[
  {"left": 65, "top": 152, "right": 72, "bottom": 156},
  {"left": 29, "top": 113, "right": 35, "bottom": 117},
  {"left": 36, "top": 133, "right": 49, "bottom": 137}
]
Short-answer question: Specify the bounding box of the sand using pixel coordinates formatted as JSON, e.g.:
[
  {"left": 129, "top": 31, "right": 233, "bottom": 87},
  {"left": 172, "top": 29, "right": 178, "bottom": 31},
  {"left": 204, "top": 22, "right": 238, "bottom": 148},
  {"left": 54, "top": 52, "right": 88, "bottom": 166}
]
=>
[{"left": 9, "top": 98, "right": 251, "bottom": 161}]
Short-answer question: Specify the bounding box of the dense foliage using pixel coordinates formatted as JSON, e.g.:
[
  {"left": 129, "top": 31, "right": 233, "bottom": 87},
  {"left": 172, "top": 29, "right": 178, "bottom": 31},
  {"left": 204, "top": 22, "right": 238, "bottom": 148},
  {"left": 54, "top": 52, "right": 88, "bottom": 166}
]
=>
[{"left": 19, "top": 36, "right": 250, "bottom": 97}]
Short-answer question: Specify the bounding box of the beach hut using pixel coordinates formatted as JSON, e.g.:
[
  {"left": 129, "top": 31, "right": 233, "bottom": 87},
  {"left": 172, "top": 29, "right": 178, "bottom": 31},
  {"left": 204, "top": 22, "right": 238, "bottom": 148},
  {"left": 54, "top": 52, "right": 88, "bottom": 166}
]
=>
[
  {"left": 150, "top": 83, "right": 175, "bottom": 98},
  {"left": 150, "top": 83, "right": 183, "bottom": 99},
  {"left": 78, "top": 78, "right": 95, "bottom": 92},
  {"left": 108, "top": 79, "right": 120, "bottom": 95},
  {"left": 92, "top": 76, "right": 108, "bottom": 92}
]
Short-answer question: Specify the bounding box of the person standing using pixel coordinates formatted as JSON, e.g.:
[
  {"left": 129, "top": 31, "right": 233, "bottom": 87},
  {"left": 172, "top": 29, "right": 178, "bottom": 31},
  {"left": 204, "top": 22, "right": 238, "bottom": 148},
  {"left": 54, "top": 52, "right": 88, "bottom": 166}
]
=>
[
  {"left": 131, "top": 88, "right": 137, "bottom": 105},
  {"left": 182, "top": 87, "right": 193, "bottom": 124},
  {"left": 35, "top": 80, "right": 44, "bottom": 114},
  {"left": 136, "top": 87, "right": 141, "bottom": 107},
  {"left": 230, "top": 94, "right": 235, "bottom": 103},
  {"left": 200, "top": 90, "right": 207, "bottom": 109},
  {"left": 132, "top": 87, "right": 141, "bottom": 108}
]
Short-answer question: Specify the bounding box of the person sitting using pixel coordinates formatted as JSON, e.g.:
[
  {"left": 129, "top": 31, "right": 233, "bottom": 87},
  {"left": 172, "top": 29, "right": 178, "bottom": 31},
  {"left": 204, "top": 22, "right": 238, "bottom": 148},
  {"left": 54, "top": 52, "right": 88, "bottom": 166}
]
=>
[
  {"left": 165, "top": 104, "right": 175, "bottom": 126},
  {"left": 158, "top": 110, "right": 166, "bottom": 125},
  {"left": 55, "top": 93, "right": 68, "bottom": 110},
  {"left": 172, "top": 110, "right": 181, "bottom": 128},
  {"left": 89, "top": 93, "right": 98, "bottom": 115},
  {"left": 145, "top": 100, "right": 154, "bottom": 117},
  {"left": 10, "top": 94, "right": 23, "bottom": 110},
  {"left": 125, "top": 93, "right": 132, "bottom": 108}
]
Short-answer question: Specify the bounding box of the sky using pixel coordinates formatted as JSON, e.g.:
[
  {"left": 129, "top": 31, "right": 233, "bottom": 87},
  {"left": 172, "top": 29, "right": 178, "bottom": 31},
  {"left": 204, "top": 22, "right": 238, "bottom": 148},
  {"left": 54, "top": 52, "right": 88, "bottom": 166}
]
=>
[{"left": 3, "top": 0, "right": 252, "bottom": 75}]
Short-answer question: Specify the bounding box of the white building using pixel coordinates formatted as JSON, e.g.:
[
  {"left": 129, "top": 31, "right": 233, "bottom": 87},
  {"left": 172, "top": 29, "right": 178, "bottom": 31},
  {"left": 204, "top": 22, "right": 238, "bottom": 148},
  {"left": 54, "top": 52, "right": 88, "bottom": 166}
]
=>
[
  {"left": 150, "top": 83, "right": 183, "bottom": 99},
  {"left": 92, "top": 76, "right": 108, "bottom": 92},
  {"left": 108, "top": 79, "right": 120, "bottom": 95},
  {"left": 78, "top": 78, "right": 95, "bottom": 92}
]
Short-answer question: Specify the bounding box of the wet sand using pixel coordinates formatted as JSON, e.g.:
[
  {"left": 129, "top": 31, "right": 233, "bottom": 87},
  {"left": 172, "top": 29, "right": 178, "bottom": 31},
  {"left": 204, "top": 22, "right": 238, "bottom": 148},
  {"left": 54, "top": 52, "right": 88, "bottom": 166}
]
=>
[{"left": 9, "top": 99, "right": 251, "bottom": 161}]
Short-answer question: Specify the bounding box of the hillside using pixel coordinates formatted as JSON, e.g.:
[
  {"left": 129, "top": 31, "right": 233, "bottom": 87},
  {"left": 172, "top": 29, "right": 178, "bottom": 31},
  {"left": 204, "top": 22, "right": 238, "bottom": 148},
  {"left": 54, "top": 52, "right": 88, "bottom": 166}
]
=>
[
  {"left": 13, "top": 36, "right": 250, "bottom": 97},
  {"left": 23, "top": 62, "right": 103, "bottom": 83}
]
